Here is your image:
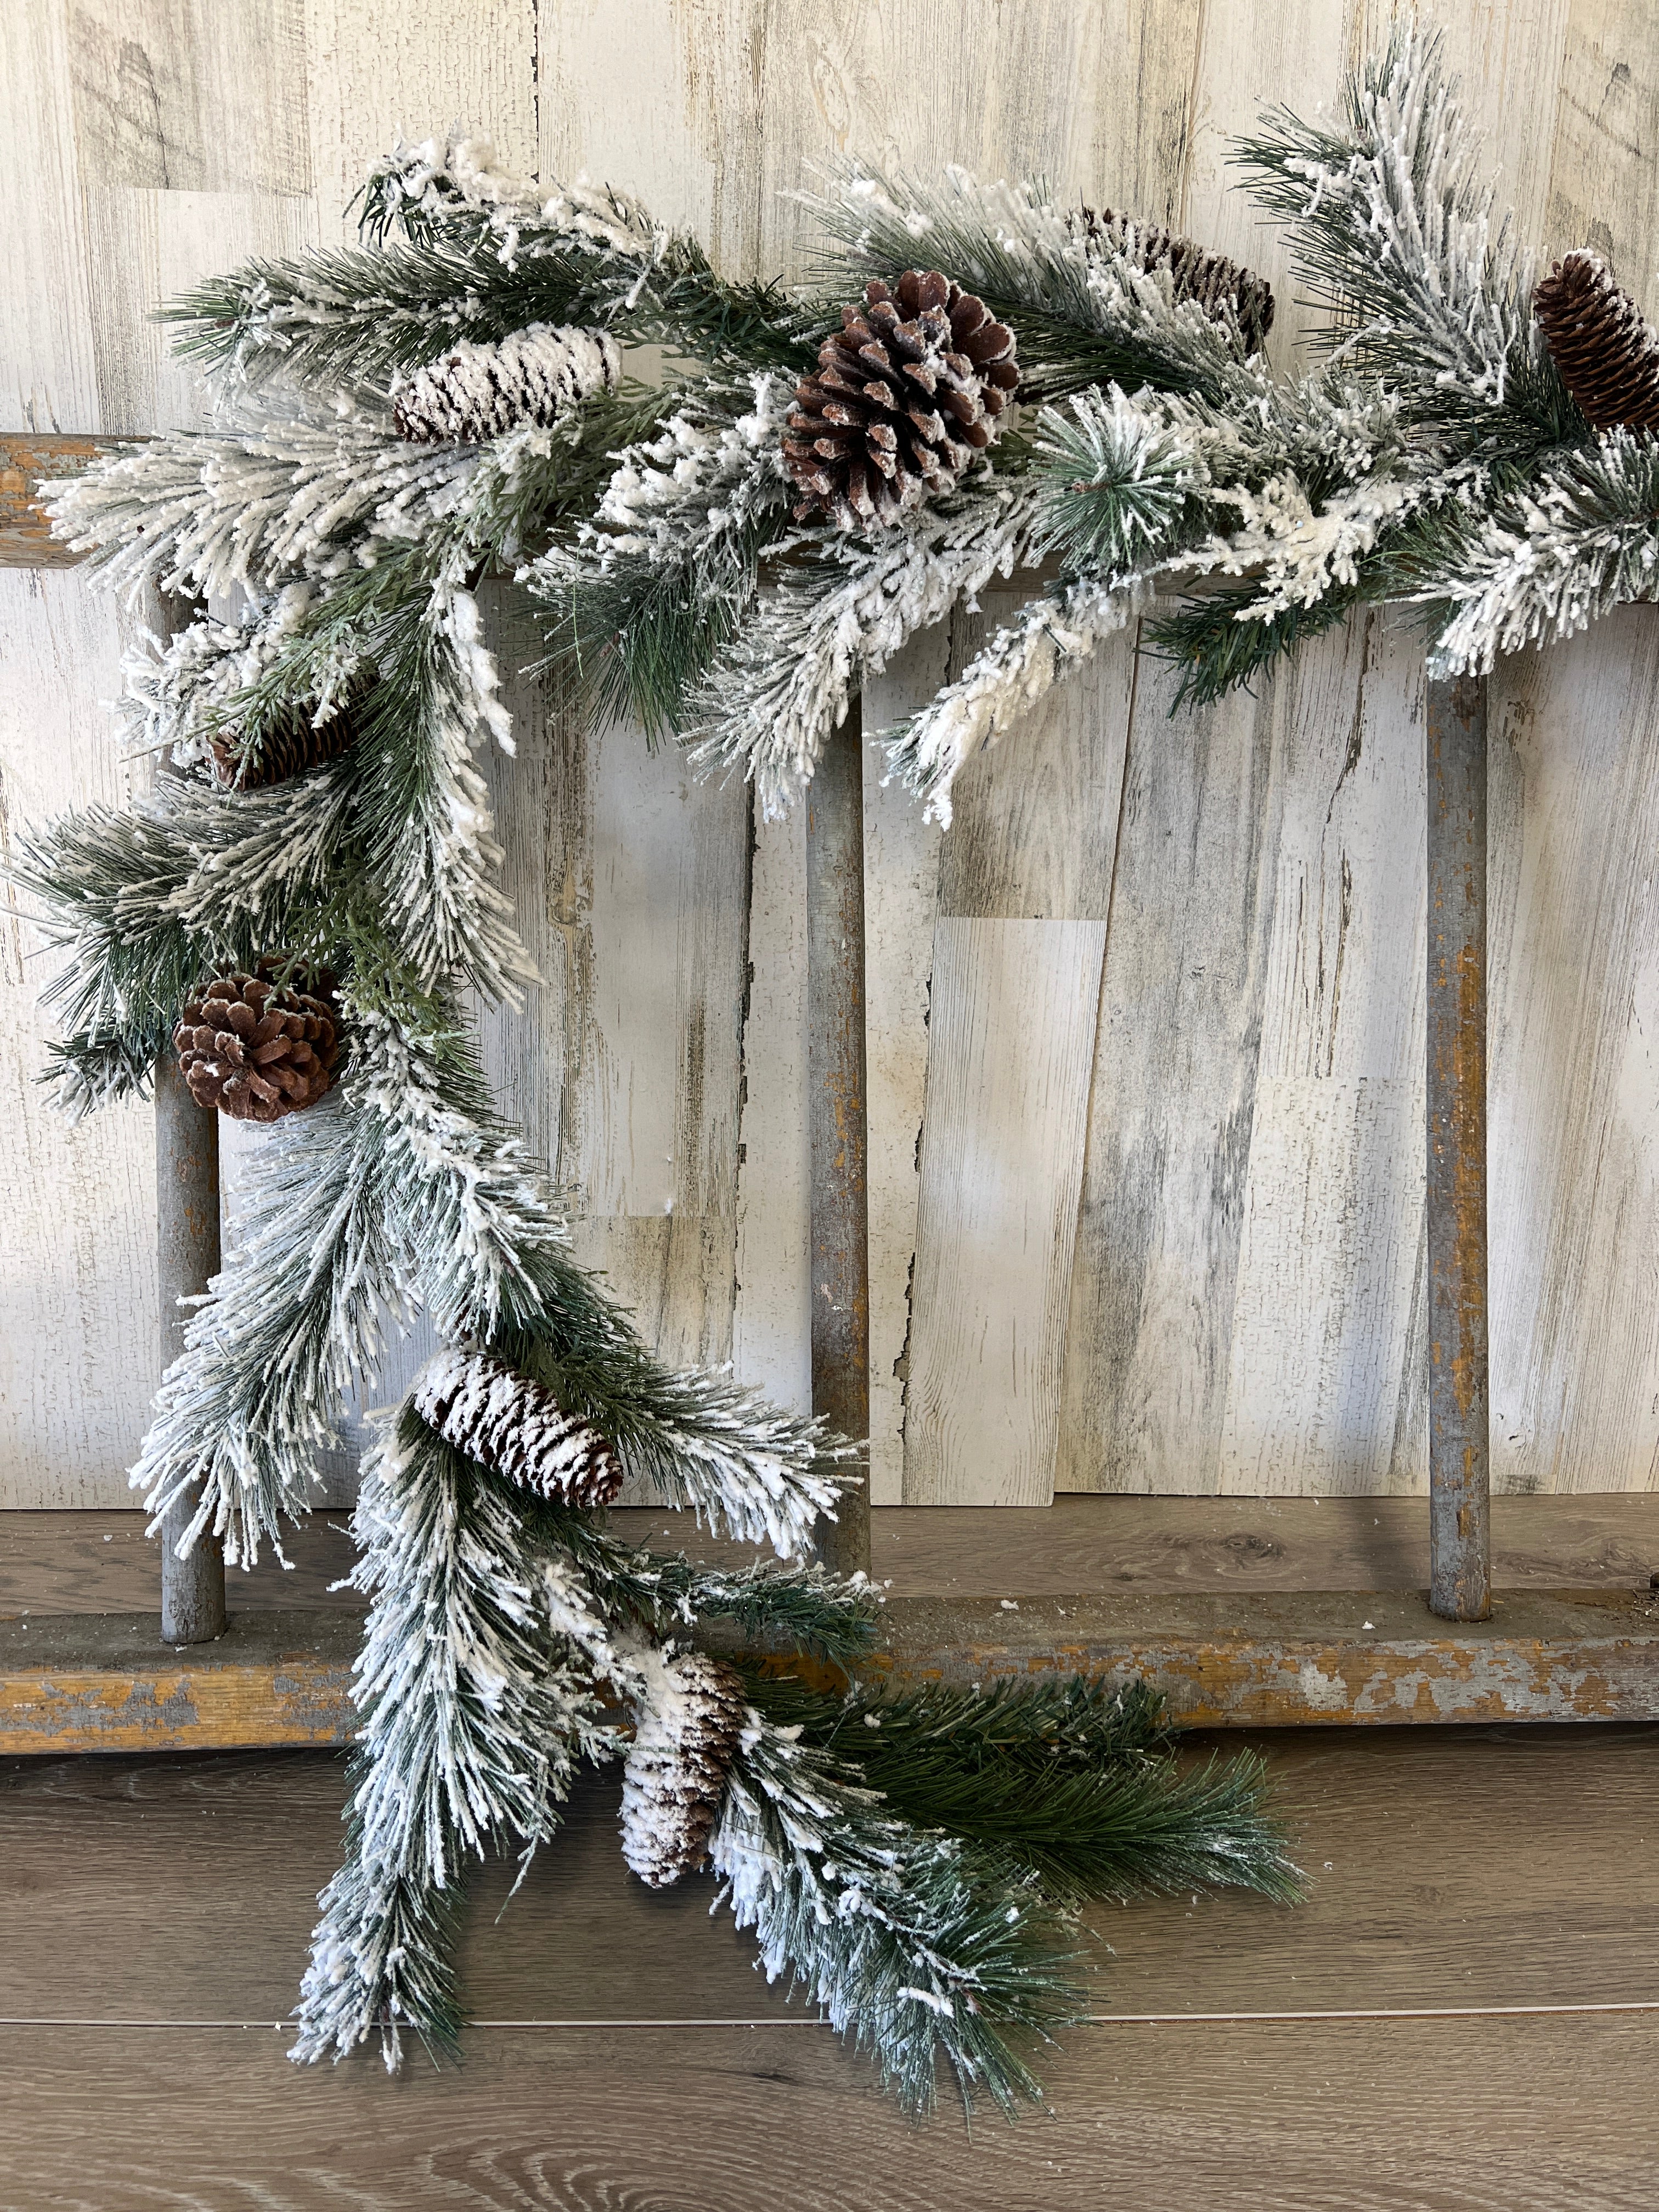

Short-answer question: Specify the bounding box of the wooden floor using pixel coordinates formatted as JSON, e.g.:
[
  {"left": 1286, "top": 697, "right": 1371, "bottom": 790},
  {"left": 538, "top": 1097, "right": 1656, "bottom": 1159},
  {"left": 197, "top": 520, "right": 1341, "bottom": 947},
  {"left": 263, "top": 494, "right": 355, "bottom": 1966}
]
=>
[
  {"left": 3, "top": 1501, "right": 1657, "bottom": 2206},
  {"left": 8, "top": 1492, "right": 1659, "bottom": 1615}
]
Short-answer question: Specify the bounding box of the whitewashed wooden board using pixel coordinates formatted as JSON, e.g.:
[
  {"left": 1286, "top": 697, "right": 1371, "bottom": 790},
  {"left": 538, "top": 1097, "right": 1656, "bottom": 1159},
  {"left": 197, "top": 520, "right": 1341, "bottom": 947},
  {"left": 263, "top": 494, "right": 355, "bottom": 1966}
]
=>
[{"left": 7, "top": 0, "right": 1659, "bottom": 1511}]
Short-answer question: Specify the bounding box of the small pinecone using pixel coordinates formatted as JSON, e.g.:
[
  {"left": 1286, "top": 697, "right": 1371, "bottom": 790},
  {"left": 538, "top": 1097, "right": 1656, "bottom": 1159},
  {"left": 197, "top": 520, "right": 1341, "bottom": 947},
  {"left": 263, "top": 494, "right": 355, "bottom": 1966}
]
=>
[
  {"left": 208, "top": 693, "right": 362, "bottom": 791},
  {"left": 1081, "top": 207, "right": 1276, "bottom": 358},
  {"left": 783, "top": 270, "right": 1019, "bottom": 530},
  {"left": 413, "top": 1345, "right": 624, "bottom": 1508},
  {"left": 620, "top": 1653, "right": 748, "bottom": 1888},
  {"left": 393, "top": 324, "right": 622, "bottom": 443},
  {"left": 173, "top": 968, "right": 338, "bottom": 1122},
  {"left": 1534, "top": 251, "right": 1659, "bottom": 433}
]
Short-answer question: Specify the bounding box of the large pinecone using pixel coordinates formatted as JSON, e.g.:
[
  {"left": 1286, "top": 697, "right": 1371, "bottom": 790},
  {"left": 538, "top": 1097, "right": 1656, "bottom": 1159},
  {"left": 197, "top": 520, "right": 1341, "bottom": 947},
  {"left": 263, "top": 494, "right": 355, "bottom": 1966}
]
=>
[
  {"left": 1534, "top": 251, "right": 1659, "bottom": 433},
  {"left": 620, "top": 1653, "right": 748, "bottom": 1888},
  {"left": 173, "top": 969, "right": 338, "bottom": 1122},
  {"left": 208, "top": 692, "right": 363, "bottom": 791},
  {"left": 413, "top": 1345, "right": 624, "bottom": 1508},
  {"left": 394, "top": 324, "right": 622, "bottom": 444},
  {"left": 783, "top": 270, "right": 1019, "bottom": 529},
  {"left": 1081, "top": 207, "right": 1276, "bottom": 358}
]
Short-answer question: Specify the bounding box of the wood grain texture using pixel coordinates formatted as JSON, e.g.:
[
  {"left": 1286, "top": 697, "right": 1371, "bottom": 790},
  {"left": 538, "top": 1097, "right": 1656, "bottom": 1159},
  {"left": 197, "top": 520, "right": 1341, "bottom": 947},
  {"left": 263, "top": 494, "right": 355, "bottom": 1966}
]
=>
[
  {"left": 3, "top": 1725, "right": 1656, "bottom": 2018},
  {"left": 906, "top": 918, "right": 1107, "bottom": 1504},
  {"left": 0, "top": 571, "right": 156, "bottom": 1509},
  {"left": 11, "top": 0, "right": 1659, "bottom": 1514},
  {"left": 861, "top": 627, "right": 949, "bottom": 1503},
  {"left": 0, "top": 435, "right": 108, "bottom": 567},
  {"left": 2, "top": 2017, "right": 1656, "bottom": 2212},
  {"left": 8, "top": 1494, "right": 1659, "bottom": 1615}
]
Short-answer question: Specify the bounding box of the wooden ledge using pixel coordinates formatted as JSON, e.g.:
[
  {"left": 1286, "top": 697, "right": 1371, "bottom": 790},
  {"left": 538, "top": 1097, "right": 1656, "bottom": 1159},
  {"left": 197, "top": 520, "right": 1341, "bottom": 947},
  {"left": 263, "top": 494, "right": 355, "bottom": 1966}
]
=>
[{"left": 4, "top": 1587, "right": 1657, "bottom": 1753}]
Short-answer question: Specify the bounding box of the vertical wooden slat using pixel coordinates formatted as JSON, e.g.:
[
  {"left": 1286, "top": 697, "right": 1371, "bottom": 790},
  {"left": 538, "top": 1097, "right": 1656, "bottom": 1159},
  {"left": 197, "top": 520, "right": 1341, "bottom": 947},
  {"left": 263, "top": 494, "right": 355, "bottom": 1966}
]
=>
[
  {"left": 806, "top": 707, "right": 871, "bottom": 1575},
  {"left": 1426, "top": 674, "right": 1491, "bottom": 1622}
]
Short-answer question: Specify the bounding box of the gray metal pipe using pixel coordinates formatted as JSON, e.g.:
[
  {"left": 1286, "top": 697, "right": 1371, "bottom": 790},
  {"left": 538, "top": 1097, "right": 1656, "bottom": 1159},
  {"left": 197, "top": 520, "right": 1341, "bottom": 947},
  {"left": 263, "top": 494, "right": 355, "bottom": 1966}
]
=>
[
  {"left": 805, "top": 703, "right": 872, "bottom": 1577},
  {"left": 1425, "top": 673, "right": 1492, "bottom": 1621}
]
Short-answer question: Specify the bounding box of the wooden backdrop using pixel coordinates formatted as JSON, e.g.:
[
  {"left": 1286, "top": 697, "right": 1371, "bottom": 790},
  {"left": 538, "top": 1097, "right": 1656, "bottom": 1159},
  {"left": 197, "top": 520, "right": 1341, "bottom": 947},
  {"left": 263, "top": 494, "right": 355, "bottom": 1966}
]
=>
[{"left": 4, "top": 0, "right": 1658, "bottom": 1511}]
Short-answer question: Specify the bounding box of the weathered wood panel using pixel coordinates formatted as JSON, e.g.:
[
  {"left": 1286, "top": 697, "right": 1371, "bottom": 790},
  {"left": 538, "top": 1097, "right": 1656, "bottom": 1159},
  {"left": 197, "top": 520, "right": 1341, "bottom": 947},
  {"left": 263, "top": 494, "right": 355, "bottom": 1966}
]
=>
[
  {"left": 905, "top": 918, "right": 1107, "bottom": 1504},
  {"left": 0, "top": 571, "right": 155, "bottom": 1508},
  {"left": 9, "top": 0, "right": 1659, "bottom": 1512}
]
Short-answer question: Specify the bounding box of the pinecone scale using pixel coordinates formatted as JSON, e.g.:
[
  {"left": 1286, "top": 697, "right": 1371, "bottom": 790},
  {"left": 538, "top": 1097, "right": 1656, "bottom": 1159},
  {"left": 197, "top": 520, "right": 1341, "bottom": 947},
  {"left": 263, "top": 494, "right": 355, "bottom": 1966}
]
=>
[
  {"left": 784, "top": 270, "right": 1018, "bottom": 530},
  {"left": 414, "top": 1345, "right": 624, "bottom": 1508},
  {"left": 173, "top": 970, "right": 338, "bottom": 1122},
  {"left": 1534, "top": 251, "right": 1659, "bottom": 433},
  {"left": 620, "top": 1654, "right": 748, "bottom": 1888}
]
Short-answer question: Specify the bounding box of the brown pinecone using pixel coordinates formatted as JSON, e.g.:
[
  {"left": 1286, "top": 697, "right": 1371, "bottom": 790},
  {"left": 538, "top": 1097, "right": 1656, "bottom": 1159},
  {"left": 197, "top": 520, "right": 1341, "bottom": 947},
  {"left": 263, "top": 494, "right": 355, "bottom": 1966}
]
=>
[
  {"left": 413, "top": 1345, "right": 624, "bottom": 1508},
  {"left": 173, "top": 968, "right": 338, "bottom": 1122},
  {"left": 207, "top": 693, "right": 362, "bottom": 791},
  {"left": 620, "top": 1653, "right": 748, "bottom": 1888},
  {"left": 1081, "top": 207, "right": 1276, "bottom": 358},
  {"left": 783, "top": 270, "right": 1019, "bottom": 530},
  {"left": 1534, "top": 251, "right": 1659, "bottom": 433}
]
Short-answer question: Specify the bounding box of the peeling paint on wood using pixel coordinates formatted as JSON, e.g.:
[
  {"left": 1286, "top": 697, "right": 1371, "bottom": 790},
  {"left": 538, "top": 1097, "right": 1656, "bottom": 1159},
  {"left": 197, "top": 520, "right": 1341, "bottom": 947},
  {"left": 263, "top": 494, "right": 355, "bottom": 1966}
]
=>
[
  {"left": 8, "top": 1586, "right": 1657, "bottom": 1751},
  {"left": 0, "top": 433, "right": 105, "bottom": 566}
]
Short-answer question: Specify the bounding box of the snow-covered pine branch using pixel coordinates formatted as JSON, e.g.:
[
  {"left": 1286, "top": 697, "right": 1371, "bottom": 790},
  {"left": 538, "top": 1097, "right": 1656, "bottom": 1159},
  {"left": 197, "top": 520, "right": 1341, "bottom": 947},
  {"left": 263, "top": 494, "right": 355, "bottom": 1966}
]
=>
[
  {"left": 686, "top": 474, "right": 1043, "bottom": 817},
  {"left": 710, "top": 1709, "right": 1077, "bottom": 2115},
  {"left": 292, "top": 1412, "right": 610, "bottom": 2068},
  {"left": 1425, "top": 431, "right": 1659, "bottom": 673},
  {"left": 47, "top": 398, "right": 483, "bottom": 602},
  {"left": 523, "top": 369, "right": 797, "bottom": 733},
  {"left": 1235, "top": 25, "right": 1536, "bottom": 420}
]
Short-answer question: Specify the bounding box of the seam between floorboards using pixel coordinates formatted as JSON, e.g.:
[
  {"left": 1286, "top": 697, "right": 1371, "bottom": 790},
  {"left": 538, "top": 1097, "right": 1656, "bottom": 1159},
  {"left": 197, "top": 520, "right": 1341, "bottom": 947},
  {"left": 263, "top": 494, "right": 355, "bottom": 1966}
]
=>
[{"left": 2, "top": 2004, "right": 1656, "bottom": 2029}]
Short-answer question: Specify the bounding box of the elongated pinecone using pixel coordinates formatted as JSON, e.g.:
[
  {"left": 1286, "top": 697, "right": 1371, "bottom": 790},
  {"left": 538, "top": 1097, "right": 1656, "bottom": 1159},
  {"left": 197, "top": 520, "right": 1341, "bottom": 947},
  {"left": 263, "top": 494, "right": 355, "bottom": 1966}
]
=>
[
  {"left": 173, "top": 969, "right": 338, "bottom": 1122},
  {"left": 1081, "top": 207, "right": 1276, "bottom": 358},
  {"left": 620, "top": 1653, "right": 748, "bottom": 1888},
  {"left": 208, "top": 693, "right": 363, "bottom": 791},
  {"left": 393, "top": 324, "right": 622, "bottom": 443},
  {"left": 783, "top": 270, "right": 1019, "bottom": 530},
  {"left": 1534, "top": 251, "right": 1659, "bottom": 433},
  {"left": 413, "top": 1345, "right": 624, "bottom": 1508}
]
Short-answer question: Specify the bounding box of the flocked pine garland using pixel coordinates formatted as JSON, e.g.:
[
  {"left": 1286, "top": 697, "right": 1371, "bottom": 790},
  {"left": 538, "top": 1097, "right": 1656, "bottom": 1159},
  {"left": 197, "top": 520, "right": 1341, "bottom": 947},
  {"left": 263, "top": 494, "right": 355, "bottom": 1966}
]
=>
[{"left": 19, "top": 17, "right": 1655, "bottom": 2115}]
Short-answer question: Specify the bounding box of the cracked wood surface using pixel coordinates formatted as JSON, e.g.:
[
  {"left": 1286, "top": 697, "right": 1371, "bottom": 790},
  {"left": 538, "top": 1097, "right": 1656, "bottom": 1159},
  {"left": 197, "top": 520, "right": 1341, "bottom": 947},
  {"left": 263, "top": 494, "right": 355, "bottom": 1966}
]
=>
[{"left": 7, "top": 2, "right": 1659, "bottom": 1508}]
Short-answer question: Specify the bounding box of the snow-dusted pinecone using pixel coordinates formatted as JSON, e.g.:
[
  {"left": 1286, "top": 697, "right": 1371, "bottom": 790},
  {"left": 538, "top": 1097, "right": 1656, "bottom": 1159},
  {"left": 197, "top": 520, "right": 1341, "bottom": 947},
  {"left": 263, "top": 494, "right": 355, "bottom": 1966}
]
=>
[
  {"left": 783, "top": 270, "right": 1019, "bottom": 530},
  {"left": 1534, "top": 251, "right": 1659, "bottom": 433},
  {"left": 393, "top": 324, "right": 622, "bottom": 443},
  {"left": 173, "top": 968, "right": 338, "bottom": 1122},
  {"left": 208, "top": 693, "right": 362, "bottom": 791},
  {"left": 1081, "top": 207, "right": 1276, "bottom": 357},
  {"left": 413, "top": 1345, "right": 624, "bottom": 1507},
  {"left": 620, "top": 1653, "right": 748, "bottom": 1888}
]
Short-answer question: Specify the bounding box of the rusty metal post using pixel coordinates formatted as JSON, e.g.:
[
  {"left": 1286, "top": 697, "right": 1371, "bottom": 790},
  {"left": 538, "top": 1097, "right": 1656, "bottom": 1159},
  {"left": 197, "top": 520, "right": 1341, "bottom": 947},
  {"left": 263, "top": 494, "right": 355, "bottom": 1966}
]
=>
[
  {"left": 154, "top": 586, "right": 226, "bottom": 1645},
  {"left": 805, "top": 702, "right": 872, "bottom": 1577},
  {"left": 155, "top": 1052, "right": 227, "bottom": 1642},
  {"left": 1426, "top": 673, "right": 1492, "bottom": 1622}
]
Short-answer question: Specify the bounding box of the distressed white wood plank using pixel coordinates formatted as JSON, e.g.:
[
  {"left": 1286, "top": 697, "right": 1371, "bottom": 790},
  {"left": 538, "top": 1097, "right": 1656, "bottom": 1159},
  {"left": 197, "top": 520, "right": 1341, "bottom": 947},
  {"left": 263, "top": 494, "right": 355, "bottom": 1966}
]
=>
[
  {"left": 1544, "top": 0, "right": 1659, "bottom": 306},
  {"left": 1216, "top": 610, "right": 1429, "bottom": 1496},
  {"left": 746, "top": 0, "right": 1205, "bottom": 279},
  {"left": 67, "top": 0, "right": 312, "bottom": 199},
  {"left": 83, "top": 187, "right": 319, "bottom": 435},
  {"left": 1054, "top": 634, "right": 1280, "bottom": 1496},
  {"left": 306, "top": 0, "right": 539, "bottom": 248},
  {"left": 905, "top": 918, "right": 1105, "bottom": 1506},
  {"left": 0, "top": 570, "right": 154, "bottom": 1506},
  {"left": 732, "top": 804, "right": 812, "bottom": 1420},
  {"left": 860, "top": 627, "right": 949, "bottom": 1503},
  {"left": 1487, "top": 610, "right": 1659, "bottom": 1494},
  {"left": 0, "top": 2, "right": 100, "bottom": 431}
]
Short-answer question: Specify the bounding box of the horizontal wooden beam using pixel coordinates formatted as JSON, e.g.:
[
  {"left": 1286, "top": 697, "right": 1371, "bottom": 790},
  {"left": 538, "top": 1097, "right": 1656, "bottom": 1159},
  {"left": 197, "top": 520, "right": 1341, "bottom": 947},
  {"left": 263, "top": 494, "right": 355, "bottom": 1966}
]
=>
[
  {"left": 0, "top": 432, "right": 108, "bottom": 567},
  {"left": 4, "top": 1587, "right": 1657, "bottom": 1753}
]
